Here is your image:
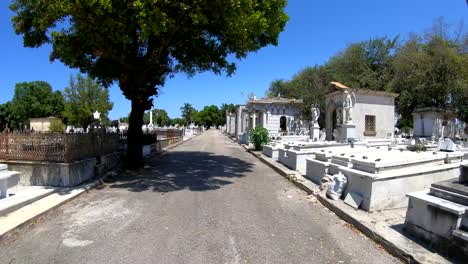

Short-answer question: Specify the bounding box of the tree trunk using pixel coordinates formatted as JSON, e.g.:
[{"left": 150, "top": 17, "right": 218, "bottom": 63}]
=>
[{"left": 126, "top": 99, "right": 145, "bottom": 169}]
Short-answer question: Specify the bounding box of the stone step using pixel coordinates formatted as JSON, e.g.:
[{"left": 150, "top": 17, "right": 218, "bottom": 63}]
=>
[
  {"left": 452, "top": 229, "right": 468, "bottom": 242},
  {"left": 0, "top": 171, "right": 21, "bottom": 188},
  {"left": 407, "top": 191, "right": 467, "bottom": 216},
  {"left": 0, "top": 186, "right": 56, "bottom": 217},
  {"left": 430, "top": 186, "right": 468, "bottom": 206}
]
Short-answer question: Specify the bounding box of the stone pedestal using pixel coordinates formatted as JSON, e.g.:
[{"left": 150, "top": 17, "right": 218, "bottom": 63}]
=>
[
  {"left": 460, "top": 162, "right": 468, "bottom": 183},
  {"left": 338, "top": 123, "right": 356, "bottom": 142},
  {"left": 310, "top": 124, "right": 320, "bottom": 142}
]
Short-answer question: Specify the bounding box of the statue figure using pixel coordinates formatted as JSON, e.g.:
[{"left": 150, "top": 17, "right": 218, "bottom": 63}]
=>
[
  {"left": 343, "top": 91, "right": 356, "bottom": 124},
  {"left": 311, "top": 106, "right": 320, "bottom": 126}
]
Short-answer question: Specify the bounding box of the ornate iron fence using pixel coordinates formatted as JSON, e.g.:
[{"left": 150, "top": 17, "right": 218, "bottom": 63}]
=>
[{"left": 0, "top": 132, "right": 120, "bottom": 162}]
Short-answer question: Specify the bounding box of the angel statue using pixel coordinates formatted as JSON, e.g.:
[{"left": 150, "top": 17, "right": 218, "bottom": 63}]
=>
[
  {"left": 343, "top": 91, "right": 356, "bottom": 124},
  {"left": 311, "top": 105, "right": 320, "bottom": 126}
]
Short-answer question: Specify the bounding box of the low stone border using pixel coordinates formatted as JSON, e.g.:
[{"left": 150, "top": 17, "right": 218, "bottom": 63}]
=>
[
  {"left": 0, "top": 178, "right": 102, "bottom": 241},
  {"left": 229, "top": 134, "right": 450, "bottom": 264}
]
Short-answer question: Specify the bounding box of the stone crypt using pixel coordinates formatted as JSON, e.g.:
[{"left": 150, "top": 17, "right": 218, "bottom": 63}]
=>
[
  {"left": 325, "top": 84, "right": 398, "bottom": 141},
  {"left": 227, "top": 95, "right": 304, "bottom": 142}
]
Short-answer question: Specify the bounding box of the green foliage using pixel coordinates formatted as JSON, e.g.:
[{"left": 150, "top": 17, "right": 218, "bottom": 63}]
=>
[
  {"left": 171, "top": 118, "right": 186, "bottom": 126},
  {"left": 119, "top": 117, "right": 129, "bottom": 123},
  {"left": 220, "top": 103, "right": 236, "bottom": 124},
  {"left": 154, "top": 109, "right": 171, "bottom": 126},
  {"left": 249, "top": 127, "right": 270, "bottom": 150},
  {"left": 195, "top": 105, "right": 222, "bottom": 128},
  {"left": 143, "top": 109, "right": 171, "bottom": 126},
  {"left": 10, "top": 0, "right": 288, "bottom": 166},
  {"left": 407, "top": 143, "right": 427, "bottom": 152},
  {"left": 0, "top": 102, "right": 19, "bottom": 130},
  {"left": 49, "top": 119, "right": 65, "bottom": 133},
  {"left": 180, "top": 103, "right": 197, "bottom": 125},
  {"left": 10, "top": 81, "right": 64, "bottom": 122},
  {"left": 391, "top": 33, "right": 468, "bottom": 125},
  {"left": 267, "top": 18, "right": 468, "bottom": 127},
  {"left": 63, "top": 74, "right": 113, "bottom": 129}
]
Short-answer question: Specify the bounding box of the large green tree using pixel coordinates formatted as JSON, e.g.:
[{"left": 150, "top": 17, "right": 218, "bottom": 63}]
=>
[
  {"left": 195, "top": 105, "right": 222, "bottom": 128},
  {"left": 0, "top": 102, "right": 19, "bottom": 131},
  {"left": 220, "top": 103, "right": 236, "bottom": 124},
  {"left": 11, "top": 0, "right": 289, "bottom": 167},
  {"left": 391, "top": 34, "right": 468, "bottom": 126},
  {"left": 180, "top": 103, "right": 197, "bottom": 125},
  {"left": 143, "top": 109, "right": 171, "bottom": 126},
  {"left": 10, "top": 81, "right": 64, "bottom": 123},
  {"left": 63, "top": 74, "right": 114, "bottom": 129}
]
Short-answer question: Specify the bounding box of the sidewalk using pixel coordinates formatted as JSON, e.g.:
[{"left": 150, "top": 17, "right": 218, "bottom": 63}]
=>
[{"left": 239, "top": 142, "right": 452, "bottom": 264}]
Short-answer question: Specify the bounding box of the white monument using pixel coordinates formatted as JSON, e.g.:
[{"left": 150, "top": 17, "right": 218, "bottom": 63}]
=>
[
  {"left": 325, "top": 84, "right": 398, "bottom": 141},
  {"left": 93, "top": 110, "right": 101, "bottom": 120},
  {"left": 149, "top": 108, "right": 154, "bottom": 127},
  {"left": 338, "top": 90, "right": 356, "bottom": 141},
  {"left": 310, "top": 105, "right": 321, "bottom": 141}
]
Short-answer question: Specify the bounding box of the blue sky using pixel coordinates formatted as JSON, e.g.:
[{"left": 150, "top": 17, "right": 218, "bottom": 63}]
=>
[{"left": 1, "top": 1, "right": 467, "bottom": 119}]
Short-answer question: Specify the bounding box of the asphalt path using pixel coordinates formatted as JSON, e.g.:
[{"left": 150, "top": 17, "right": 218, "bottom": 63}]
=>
[{"left": 0, "top": 129, "right": 399, "bottom": 264}]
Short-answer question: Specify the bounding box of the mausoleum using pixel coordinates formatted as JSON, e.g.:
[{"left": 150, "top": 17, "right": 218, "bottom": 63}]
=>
[
  {"left": 243, "top": 96, "right": 304, "bottom": 138},
  {"left": 325, "top": 88, "right": 398, "bottom": 141}
]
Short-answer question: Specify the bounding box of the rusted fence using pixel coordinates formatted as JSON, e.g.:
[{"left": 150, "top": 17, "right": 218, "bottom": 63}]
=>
[
  {"left": 119, "top": 129, "right": 184, "bottom": 146},
  {"left": 0, "top": 132, "right": 120, "bottom": 162}
]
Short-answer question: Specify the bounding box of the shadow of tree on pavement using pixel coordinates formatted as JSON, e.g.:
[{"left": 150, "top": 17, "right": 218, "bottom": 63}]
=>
[{"left": 105, "top": 151, "right": 254, "bottom": 193}]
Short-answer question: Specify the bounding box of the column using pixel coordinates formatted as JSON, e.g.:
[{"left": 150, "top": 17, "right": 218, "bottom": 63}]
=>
[{"left": 252, "top": 112, "right": 256, "bottom": 129}]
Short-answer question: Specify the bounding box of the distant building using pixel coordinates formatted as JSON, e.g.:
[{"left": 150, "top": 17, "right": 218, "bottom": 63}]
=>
[
  {"left": 412, "top": 107, "right": 465, "bottom": 139},
  {"left": 228, "top": 96, "right": 304, "bottom": 140},
  {"left": 29, "top": 117, "right": 61, "bottom": 132},
  {"left": 118, "top": 122, "right": 129, "bottom": 131}
]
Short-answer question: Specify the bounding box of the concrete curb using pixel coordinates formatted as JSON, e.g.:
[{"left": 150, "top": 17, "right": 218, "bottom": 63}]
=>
[
  {"left": 316, "top": 194, "right": 416, "bottom": 263},
  {"left": 226, "top": 134, "right": 433, "bottom": 264},
  {"left": 0, "top": 179, "right": 102, "bottom": 241}
]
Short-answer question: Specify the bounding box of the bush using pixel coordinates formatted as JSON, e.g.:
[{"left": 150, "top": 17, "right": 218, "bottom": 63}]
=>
[
  {"left": 49, "top": 119, "right": 65, "bottom": 133},
  {"left": 407, "top": 143, "right": 427, "bottom": 152},
  {"left": 249, "top": 127, "right": 270, "bottom": 150}
]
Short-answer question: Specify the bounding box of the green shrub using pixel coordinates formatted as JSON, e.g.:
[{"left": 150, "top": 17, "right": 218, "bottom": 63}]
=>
[
  {"left": 49, "top": 119, "right": 65, "bottom": 133},
  {"left": 407, "top": 143, "right": 427, "bottom": 152},
  {"left": 249, "top": 127, "right": 270, "bottom": 150}
]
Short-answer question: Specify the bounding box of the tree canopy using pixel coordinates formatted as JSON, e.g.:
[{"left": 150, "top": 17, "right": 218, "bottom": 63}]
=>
[
  {"left": 63, "top": 74, "right": 114, "bottom": 129},
  {"left": 11, "top": 0, "right": 289, "bottom": 167},
  {"left": 194, "top": 105, "right": 222, "bottom": 128},
  {"left": 0, "top": 102, "right": 19, "bottom": 131},
  {"left": 10, "top": 81, "right": 64, "bottom": 123},
  {"left": 267, "top": 18, "right": 468, "bottom": 127},
  {"left": 180, "top": 103, "right": 197, "bottom": 125}
]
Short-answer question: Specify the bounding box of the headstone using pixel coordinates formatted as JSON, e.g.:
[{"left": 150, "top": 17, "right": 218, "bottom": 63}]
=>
[
  {"left": 438, "top": 138, "right": 457, "bottom": 152},
  {"left": 319, "top": 129, "right": 326, "bottom": 141},
  {"left": 344, "top": 192, "right": 364, "bottom": 209}
]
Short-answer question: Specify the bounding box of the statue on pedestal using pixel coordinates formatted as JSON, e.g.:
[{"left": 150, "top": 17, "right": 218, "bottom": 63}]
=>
[
  {"left": 311, "top": 105, "right": 320, "bottom": 127},
  {"left": 343, "top": 91, "right": 356, "bottom": 124}
]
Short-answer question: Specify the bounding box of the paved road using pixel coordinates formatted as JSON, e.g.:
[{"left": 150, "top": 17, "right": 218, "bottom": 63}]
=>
[{"left": 0, "top": 129, "right": 398, "bottom": 264}]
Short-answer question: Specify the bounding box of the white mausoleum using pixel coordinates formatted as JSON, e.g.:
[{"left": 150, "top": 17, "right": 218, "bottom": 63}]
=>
[
  {"left": 412, "top": 107, "right": 466, "bottom": 139},
  {"left": 227, "top": 96, "right": 304, "bottom": 139},
  {"left": 325, "top": 89, "right": 398, "bottom": 140}
]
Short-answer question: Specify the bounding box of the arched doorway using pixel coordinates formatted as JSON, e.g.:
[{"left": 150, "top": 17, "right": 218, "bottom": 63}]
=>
[{"left": 280, "top": 116, "right": 287, "bottom": 132}]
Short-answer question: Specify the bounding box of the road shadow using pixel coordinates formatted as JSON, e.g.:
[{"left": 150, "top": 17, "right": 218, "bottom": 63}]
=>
[{"left": 105, "top": 151, "right": 254, "bottom": 193}]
